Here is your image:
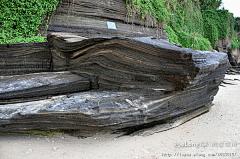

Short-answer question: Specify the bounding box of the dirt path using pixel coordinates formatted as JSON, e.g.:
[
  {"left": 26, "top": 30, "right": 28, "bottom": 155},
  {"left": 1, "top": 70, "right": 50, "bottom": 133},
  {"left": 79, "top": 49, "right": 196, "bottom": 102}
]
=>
[{"left": 0, "top": 74, "right": 239, "bottom": 159}]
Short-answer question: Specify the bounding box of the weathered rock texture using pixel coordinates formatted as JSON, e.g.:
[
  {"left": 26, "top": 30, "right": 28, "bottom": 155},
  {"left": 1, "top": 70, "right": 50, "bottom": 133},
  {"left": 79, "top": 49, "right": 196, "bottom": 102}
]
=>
[
  {"left": 0, "top": 71, "right": 90, "bottom": 104},
  {"left": 41, "top": 0, "right": 168, "bottom": 40},
  {"left": 231, "top": 48, "right": 240, "bottom": 67},
  {"left": 0, "top": 43, "right": 51, "bottom": 76},
  {"left": 215, "top": 36, "right": 240, "bottom": 67},
  {"left": 0, "top": 33, "right": 229, "bottom": 134},
  {"left": 48, "top": 33, "right": 228, "bottom": 92}
]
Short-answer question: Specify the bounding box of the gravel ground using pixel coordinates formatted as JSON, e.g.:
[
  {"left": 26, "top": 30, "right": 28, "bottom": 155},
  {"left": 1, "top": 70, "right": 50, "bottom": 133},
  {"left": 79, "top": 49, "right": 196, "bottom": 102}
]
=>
[{"left": 0, "top": 74, "right": 239, "bottom": 159}]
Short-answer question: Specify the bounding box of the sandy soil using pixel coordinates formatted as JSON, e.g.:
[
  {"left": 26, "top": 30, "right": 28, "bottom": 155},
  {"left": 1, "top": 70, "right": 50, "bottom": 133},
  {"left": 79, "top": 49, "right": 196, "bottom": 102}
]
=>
[{"left": 0, "top": 74, "right": 239, "bottom": 159}]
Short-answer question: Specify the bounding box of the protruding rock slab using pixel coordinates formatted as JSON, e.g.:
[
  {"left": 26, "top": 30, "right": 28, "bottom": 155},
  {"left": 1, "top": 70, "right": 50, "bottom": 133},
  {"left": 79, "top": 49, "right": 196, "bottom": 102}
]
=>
[
  {"left": 0, "top": 34, "right": 229, "bottom": 134},
  {"left": 0, "top": 71, "right": 90, "bottom": 104},
  {"left": 0, "top": 42, "right": 51, "bottom": 76},
  {"left": 48, "top": 33, "right": 228, "bottom": 92},
  {"left": 0, "top": 90, "right": 212, "bottom": 132}
]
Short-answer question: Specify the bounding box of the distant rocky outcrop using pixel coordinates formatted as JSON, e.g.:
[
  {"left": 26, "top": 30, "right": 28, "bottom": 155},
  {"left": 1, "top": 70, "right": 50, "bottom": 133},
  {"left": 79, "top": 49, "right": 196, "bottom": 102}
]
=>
[
  {"left": 231, "top": 48, "right": 240, "bottom": 67},
  {"left": 215, "top": 36, "right": 240, "bottom": 68},
  {"left": 0, "top": 33, "right": 228, "bottom": 135}
]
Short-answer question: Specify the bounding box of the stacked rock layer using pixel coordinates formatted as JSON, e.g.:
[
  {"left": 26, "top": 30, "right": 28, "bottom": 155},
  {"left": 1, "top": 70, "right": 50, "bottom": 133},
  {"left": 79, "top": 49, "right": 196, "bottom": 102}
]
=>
[
  {"left": 0, "top": 42, "right": 51, "bottom": 76},
  {"left": 0, "top": 33, "right": 228, "bottom": 134},
  {"left": 42, "top": 0, "right": 168, "bottom": 40}
]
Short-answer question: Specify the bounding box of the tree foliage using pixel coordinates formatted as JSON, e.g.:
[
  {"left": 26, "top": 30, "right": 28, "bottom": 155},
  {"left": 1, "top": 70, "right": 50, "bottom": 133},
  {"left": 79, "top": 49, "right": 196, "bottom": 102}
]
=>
[
  {"left": 165, "top": 0, "right": 211, "bottom": 50},
  {"left": 235, "top": 17, "right": 240, "bottom": 33},
  {"left": 199, "top": 0, "right": 222, "bottom": 10},
  {"left": 202, "top": 9, "right": 233, "bottom": 48},
  {"left": 127, "top": 0, "right": 237, "bottom": 50}
]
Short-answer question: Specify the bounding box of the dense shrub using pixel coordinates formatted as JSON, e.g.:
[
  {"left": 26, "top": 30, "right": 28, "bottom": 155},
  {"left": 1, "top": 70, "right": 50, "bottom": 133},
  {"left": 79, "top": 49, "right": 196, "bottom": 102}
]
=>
[
  {"left": 0, "top": 0, "right": 59, "bottom": 43},
  {"left": 235, "top": 17, "right": 240, "bottom": 32},
  {"left": 165, "top": 25, "right": 179, "bottom": 44},
  {"left": 127, "top": 0, "right": 237, "bottom": 50},
  {"left": 126, "top": 0, "right": 168, "bottom": 25},
  {"left": 231, "top": 37, "right": 239, "bottom": 50}
]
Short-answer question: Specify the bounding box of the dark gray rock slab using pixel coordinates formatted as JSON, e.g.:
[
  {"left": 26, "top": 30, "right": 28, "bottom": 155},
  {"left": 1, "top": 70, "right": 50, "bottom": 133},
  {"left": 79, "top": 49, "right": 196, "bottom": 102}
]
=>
[
  {"left": 0, "top": 71, "right": 90, "bottom": 104},
  {"left": 0, "top": 42, "right": 51, "bottom": 76},
  {"left": 0, "top": 88, "right": 213, "bottom": 133}
]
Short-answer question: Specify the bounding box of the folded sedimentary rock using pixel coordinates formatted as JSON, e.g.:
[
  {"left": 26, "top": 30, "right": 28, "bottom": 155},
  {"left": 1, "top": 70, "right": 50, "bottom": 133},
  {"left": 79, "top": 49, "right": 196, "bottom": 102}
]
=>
[
  {"left": 0, "top": 71, "right": 90, "bottom": 104},
  {"left": 0, "top": 33, "right": 229, "bottom": 134},
  {"left": 48, "top": 33, "right": 227, "bottom": 92},
  {"left": 0, "top": 42, "right": 51, "bottom": 76}
]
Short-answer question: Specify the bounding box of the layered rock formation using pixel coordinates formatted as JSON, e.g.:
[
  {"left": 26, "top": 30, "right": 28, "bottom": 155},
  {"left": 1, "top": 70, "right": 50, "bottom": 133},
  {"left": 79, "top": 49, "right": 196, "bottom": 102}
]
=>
[
  {"left": 41, "top": 0, "right": 168, "bottom": 40},
  {"left": 231, "top": 48, "right": 240, "bottom": 67},
  {"left": 215, "top": 37, "right": 240, "bottom": 67},
  {"left": 0, "top": 71, "right": 90, "bottom": 104},
  {"left": 0, "top": 42, "right": 51, "bottom": 76},
  {"left": 0, "top": 33, "right": 229, "bottom": 135}
]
